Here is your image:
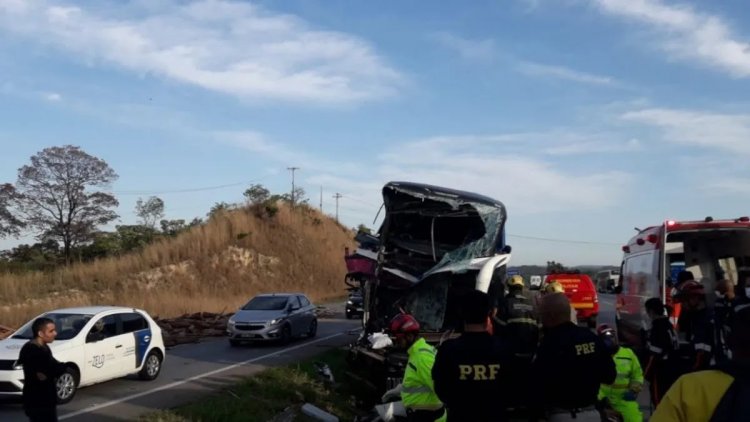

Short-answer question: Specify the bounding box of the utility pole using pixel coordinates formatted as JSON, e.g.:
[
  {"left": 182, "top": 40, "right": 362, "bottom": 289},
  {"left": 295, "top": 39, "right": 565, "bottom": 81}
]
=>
[
  {"left": 333, "top": 193, "right": 343, "bottom": 222},
  {"left": 287, "top": 167, "right": 299, "bottom": 208},
  {"left": 319, "top": 186, "right": 323, "bottom": 211}
]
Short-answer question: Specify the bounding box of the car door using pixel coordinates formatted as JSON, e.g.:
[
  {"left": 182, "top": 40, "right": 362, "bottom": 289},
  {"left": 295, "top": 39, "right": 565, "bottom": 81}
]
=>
[
  {"left": 83, "top": 314, "right": 120, "bottom": 384},
  {"left": 119, "top": 312, "right": 150, "bottom": 374},
  {"left": 288, "top": 296, "right": 304, "bottom": 336},
  {"left": 298, "top": 295, "right": 314, "bottom": 328}
]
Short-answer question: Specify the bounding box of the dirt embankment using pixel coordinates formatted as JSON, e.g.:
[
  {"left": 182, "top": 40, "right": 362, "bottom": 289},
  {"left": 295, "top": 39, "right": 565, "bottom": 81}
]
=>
[{"left": 0, "top": 204, "right": 355, "bottom": 329}]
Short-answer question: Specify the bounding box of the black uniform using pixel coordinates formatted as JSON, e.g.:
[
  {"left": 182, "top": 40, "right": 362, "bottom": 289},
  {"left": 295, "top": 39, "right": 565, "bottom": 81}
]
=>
[
  {"left": 644, "top": 315, "right": 679, "bottom": 406},
  {"left": 432, "top": 331, "right": 513, "bottom": 421},
  {"left": 18, "top": 341, "right": 67, "bottom": 422},
  {"left": 676, "top": 307, "right": 714, "bottom": 372},
  {"left": 531, "top": 322, "right": 616, "bottom": 415},
  {"left": 497, "top": 290, "right": 539, "bottom": 411},
  {"left": 713, "top": 296, "right": 733, "bottom": 365}
]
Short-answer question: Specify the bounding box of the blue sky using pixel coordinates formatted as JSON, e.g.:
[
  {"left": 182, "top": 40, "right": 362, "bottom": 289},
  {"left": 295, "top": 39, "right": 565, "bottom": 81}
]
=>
[{"left": 1, "top": 0, "right": 750, "bottom": 265}]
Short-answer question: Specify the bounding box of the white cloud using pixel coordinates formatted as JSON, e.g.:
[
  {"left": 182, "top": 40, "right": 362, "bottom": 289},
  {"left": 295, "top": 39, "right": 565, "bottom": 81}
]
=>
[
  {"left": 592, "top": 0, "right": 750, "bottom": 78},
  {"left": 544, "top": 138, "right": 641, "bottom": 155},
  {"left": 517, "top": 61, "right": 617, "bottom": 85},
  {"left": 431, "top": 32, "right": 496, "bottom": 61},
  {"left": 0, "top": 0, "right": 401, "bottom": 104},
  {"left": 621, "top": 108, "right": 750, "bottom": 154},
  {"left": 43, "top": 92, "right": 62, "bottom": 102}
]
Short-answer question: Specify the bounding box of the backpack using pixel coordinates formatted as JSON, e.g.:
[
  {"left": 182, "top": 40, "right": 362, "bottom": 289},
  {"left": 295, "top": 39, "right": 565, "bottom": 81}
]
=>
[{"left": 709, "top": 363, "right": 750, "bottom": 422}]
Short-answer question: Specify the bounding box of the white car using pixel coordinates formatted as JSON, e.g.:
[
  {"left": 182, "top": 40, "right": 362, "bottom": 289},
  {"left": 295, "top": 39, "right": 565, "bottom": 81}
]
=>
[{"left": 0, "top": 306, "right": 165, "bottom": 403}]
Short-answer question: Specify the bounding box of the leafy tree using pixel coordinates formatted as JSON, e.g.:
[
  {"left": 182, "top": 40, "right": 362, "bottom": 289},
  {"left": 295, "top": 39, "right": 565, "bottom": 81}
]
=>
[
  {"left": 160, "top": 219, "right": 186, "bottom": 236},
  {"left": 546, "top": 261, "right": 567, "bottom": 274},
  {"left": 208, "top": 202, "right": 232, "bottom": 218},
  {"left": 243, "top": 184, "right": 271, "bottom": 205},
  {"left": 135, "top": 196, "right": 165, "bottom": 229},
  {"left": 0, "top": 183, "right": 23, "bottom": 238},
  {"left": 77, "top": 231, "right": 122, "bottom": 260},
  {"left": 357, "top": 224, "right": 372, "bottom": 234},
  {"left": 117, "top": 225, "right": 159, "bottom": 252},
  {"left": 14, "top": 145, "right": 119, "bottom": 263}
]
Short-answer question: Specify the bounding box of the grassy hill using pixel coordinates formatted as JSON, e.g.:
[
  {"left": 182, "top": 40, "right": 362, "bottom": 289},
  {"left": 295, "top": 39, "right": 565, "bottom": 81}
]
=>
[{"left": 0, "top": 204, "right": 354, "bottom": 328}]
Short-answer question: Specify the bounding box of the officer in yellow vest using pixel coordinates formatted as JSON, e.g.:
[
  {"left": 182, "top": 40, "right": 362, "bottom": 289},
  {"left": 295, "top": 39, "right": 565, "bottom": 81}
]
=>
[
  {"left": 596, "top": 325, "right": 644, "bottom": 422},
  {"left": 388, "top": 314, "right": 446, "bottom": 422}
]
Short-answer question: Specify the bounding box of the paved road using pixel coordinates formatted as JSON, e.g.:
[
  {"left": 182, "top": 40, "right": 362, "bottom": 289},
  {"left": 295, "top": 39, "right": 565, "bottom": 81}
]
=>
[{"left": 0, "top": 312, "right": 361, "bottom": 421}]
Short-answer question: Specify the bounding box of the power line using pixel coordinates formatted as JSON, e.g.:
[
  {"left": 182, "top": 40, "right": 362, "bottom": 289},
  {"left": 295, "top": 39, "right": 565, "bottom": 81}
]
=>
[
  {"left": 113, "top": 178, "right": 269, "bottom": 196},
  {"left": 287, "top": 167, "right": 300, "bottom": 208},
  {"left": 332, "top": 193, "right": 343, "bottom": 222},
  {"left": 507, "top": 233, "right": 619, "bottom": 246}
]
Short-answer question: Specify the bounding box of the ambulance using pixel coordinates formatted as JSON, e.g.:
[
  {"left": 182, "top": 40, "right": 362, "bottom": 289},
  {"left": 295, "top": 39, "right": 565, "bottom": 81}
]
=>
[{"left": 616, "top": 216, "right": 750, "bottom": 350}]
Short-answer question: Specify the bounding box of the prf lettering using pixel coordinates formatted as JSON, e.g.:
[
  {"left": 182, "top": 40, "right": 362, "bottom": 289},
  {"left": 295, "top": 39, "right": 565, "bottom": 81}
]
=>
[
  {"left": 459, "top": 364, "right": 501, "bottom": 381},
  {"left": 575, "top": 342, "right": 596, "bottom": 356}
]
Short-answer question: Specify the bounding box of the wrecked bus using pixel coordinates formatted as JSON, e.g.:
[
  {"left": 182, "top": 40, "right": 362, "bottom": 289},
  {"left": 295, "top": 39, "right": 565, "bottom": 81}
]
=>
[{"left": 347, "top": 182, "right": 511, "bottom": 394}]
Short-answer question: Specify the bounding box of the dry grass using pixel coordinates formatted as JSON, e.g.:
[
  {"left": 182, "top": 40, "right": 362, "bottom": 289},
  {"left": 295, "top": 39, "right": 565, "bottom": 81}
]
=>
[{"left": 0, "top": 204, "right": 355, "bottom": 327}]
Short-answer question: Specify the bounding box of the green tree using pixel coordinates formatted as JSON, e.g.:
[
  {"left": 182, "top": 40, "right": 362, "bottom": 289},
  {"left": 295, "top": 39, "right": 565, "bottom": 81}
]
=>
[
  {"left": 357, "top": 224, "right": 372, "bottom": 234},
  {"left": 15, "top": 145, "right": 119, "bottom": 263},
  {"left": 243, "top": 184, "right": 271, "bottom": 205},
  {"left": 0, "top": 183, "right": 23, "bottom": 238},
  {"left": 160, "top": 219, "right": 187, "bottom": 236},
  {"left": 208, "top": 202, "right": 232, "bottom": 218},
  {"left": 117, "top": 225, "right": 160, "bottom": 252},
  {"left": 135, "top": 196, "right": 165, "bottom": 229}
]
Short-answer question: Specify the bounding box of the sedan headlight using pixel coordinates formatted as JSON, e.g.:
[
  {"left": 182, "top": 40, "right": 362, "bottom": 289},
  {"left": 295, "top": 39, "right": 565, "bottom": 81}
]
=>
[{"left": 269, "top": 318, "right": 285, "bottom": 326}]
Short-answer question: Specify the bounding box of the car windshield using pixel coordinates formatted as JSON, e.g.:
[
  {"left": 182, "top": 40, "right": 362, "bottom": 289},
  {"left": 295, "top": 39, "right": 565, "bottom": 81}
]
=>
[
  {"left": 242, "top": 296, "right": 289, "bottom": 311},
  {"left": 12, "top": 313, "right": 93, "bottom": 341}
]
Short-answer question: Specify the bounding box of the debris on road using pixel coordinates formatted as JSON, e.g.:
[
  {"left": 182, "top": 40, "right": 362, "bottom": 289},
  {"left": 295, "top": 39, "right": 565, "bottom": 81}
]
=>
[{"left": 154, "top": 311, "right": 231, "bottom": 347}]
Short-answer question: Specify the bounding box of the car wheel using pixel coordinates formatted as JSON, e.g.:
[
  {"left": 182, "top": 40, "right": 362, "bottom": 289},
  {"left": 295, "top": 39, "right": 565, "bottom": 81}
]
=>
[
  {"left": 139, "top": 350, "right": 163, "bottom": 381},
  {"left": 56, "top": 366, "right": 79, "bottom": 404},
  {"left": 307, "top": 319, "right": 318, "bottom": 338},
  {"left": 280, "top": 324, "right": 292, "bottom": 345},
  {"left": 229, "top": 339, "right": 242, "bottom": 347},
  {"left": 345, "top": 311, "right": 352, "bottom": 320}
]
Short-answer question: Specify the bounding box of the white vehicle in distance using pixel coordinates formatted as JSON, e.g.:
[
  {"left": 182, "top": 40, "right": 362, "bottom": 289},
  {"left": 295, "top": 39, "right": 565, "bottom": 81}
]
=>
[{"left": 0, "top": 306, "right": 165, "bottom": 404}]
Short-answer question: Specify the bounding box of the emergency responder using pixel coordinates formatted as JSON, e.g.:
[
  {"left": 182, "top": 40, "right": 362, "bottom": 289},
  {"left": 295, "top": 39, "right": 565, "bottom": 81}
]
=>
[
  {"left": 643, "top": 298, "right": 679, "bottom": 407},
  {"left": 596, "top": 325, "right": 644, "bottom": 422},
  {"left": 432, "top": 290, "right": 513, "bottom": 421},
  {"left": 496, "top": 275, "right": 539, "bottom": 414},
  {"left": 388, "top": 314, "right": 446, "bottom": 422},
  {"left": 532, "top": 293, "right": 616, "bottom": 422},
  {"left": 675, "top": 281, "right": 714, "bottom": 373},
  {"left": 651, "top": 305, "right": 750, "bottom": 421},
  {"left": 540, "top": 281, "right": 577, "bottom": 324},
  {"left": 668, "top": 270, "right": 696, "bottom": 328},
  {"left": 713, "top": 279, "right": 734, "bottom": 364},
  {"left": 17, "top": 317, "right": 67, "bottom": 422}
]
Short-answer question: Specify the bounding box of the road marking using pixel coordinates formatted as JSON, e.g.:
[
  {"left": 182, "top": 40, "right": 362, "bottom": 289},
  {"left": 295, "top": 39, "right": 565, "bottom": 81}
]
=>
[{"left": 60, "top": 332, "right": 344, "bottom": 420}]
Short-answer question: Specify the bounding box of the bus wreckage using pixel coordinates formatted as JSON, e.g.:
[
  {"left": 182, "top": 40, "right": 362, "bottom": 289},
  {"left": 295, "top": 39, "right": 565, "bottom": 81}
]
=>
[{"left": 346, "top": 182, "right": 511, "bottom": 394}]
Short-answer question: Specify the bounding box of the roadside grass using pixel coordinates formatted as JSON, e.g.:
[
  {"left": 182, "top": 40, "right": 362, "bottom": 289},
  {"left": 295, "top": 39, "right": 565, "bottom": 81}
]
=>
[
  {"left": 0, "top": 204, "right": 354, "bottom": 328},
  {"left": 141, "top": 347, "right": 367, "bottom": 422}
]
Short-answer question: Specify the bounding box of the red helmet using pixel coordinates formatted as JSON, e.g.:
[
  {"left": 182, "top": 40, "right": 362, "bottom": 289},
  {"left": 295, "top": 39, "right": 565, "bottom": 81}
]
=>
[
  {"left": 678, "top": 281, "right": 705, "bottom": 297},
  {"left": 388, "top": 314, "right": 420, "bottom": 336}
]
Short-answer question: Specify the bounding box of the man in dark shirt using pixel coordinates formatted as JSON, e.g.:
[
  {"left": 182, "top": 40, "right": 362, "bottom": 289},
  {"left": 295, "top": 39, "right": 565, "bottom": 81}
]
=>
[
  {"left": 18, "top": 317, "right": 67, "bottom": 422},
  {"left": 643, "top": 298, "right": 679, "bottom": 407},
  {"left": 532, "top": 293, "right": 616, "bottom": 421},
  {"left": 432, "top": 290, "right": 513, "bottom": 421},
  {"left": 675, "top": 281, "right": 714, "bottom": 373}
]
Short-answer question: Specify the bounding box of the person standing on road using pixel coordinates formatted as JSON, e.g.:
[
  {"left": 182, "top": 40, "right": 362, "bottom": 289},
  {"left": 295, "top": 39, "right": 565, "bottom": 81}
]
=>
[
  {"left": 388, "top": 314, "right": 446, "bottom": 422},
  {"left": 643, "top": 298, "right": 679, "bottom": 407},
  {"left": 495, "top": 275, "right": 539, "bottom": 414},
  {"left": 713, "top": 279, "right": 735, "bottom": 365},
  {"left": 432, "top": 290, "right": 513, "bottom": 421},
  {"left": 651, "top": 305, "right": 750, "bottom": 422},
  {"left": 675, "top": 281, "right": 714, "bottom": 373},
  {"left": 531, "top": 293, "right": 616, "bottom": 422},
  {"left": 596, "top": 325, "right": 644, "bottom": 422},
  {"left": 18, "top": 317, "right": 67, "bottom": 422}
]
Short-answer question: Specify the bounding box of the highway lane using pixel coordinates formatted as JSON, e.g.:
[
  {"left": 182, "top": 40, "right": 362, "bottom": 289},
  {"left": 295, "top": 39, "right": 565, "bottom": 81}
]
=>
[{"left": 0, "top": 312, "right": 361, "bottom": 422}]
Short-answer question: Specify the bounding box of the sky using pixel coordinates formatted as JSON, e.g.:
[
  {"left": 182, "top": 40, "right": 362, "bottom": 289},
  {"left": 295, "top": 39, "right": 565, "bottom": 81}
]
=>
[{"left": 1, "top": 0, "right": 750, "bottom": 265}]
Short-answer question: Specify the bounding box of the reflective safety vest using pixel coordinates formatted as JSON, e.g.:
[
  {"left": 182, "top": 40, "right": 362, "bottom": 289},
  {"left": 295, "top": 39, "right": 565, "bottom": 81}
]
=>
[
  {"left": 651, "top": 370, "right": 735, "bottom": 422},
  {"left": 402, "top": 338, "right": 446, "bottom": 421},
  {"left": 599, "top": 347, "right": 644, "bottom": 422}
]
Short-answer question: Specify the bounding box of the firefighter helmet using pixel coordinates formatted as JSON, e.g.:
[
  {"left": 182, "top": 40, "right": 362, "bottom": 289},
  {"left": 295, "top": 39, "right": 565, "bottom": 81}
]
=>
[
  {"left": 544, "top": 281, "right": 564, "bottom": 294},
  {"left": 508, "top": 275, "right": 524, "bottom": 287}
]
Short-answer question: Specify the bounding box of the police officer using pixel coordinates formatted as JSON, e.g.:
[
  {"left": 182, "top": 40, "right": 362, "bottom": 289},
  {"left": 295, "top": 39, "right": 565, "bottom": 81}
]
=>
[
  {"left": 532, "top": 293, "right": 616, "bottom": 422},
  {"left": 675, "top": 281, "right": 714, "bottom": 373},
  {"left": 388, "top": 314, "right": 446, "bottom": 422},
  {"left": 596, "top": 325, "right": 644, "bottom": 422},
  {"left": 643, "top": 298, "right": 679, "bottom": 407},
  {"left": 496, "top": 275, "right": 539, "bottom": 414},
  {"left": 17, "top": 317, "right": 67, "bottom": 422},
  {"left": 432, "top": 290, "right": 513, "bottom": 421}
]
